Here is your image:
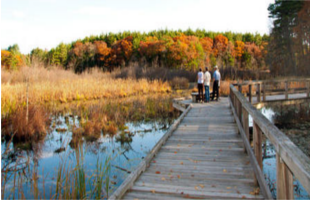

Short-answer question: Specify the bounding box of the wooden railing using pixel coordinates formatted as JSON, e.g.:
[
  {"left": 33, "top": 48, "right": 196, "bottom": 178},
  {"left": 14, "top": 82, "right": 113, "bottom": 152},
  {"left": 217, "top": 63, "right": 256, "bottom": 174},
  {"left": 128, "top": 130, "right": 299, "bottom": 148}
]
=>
[
  {"left": 234, "top": 79, "right": 310, "bottom": 103},
  {"left": 229, "top": 83, "right": 310, "bottom": 199}
]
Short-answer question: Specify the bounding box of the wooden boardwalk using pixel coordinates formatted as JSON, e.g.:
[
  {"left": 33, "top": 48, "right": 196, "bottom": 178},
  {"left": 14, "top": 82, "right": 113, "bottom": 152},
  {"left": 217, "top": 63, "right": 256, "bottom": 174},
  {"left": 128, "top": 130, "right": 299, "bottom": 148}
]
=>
[{"left": 121, "top": 98, "right": 264, "bottom": 199}]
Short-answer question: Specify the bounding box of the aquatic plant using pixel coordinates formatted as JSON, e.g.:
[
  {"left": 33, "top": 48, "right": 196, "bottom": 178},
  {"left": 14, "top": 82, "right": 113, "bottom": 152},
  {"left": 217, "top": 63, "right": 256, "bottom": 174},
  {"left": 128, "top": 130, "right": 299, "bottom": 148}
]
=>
[{"left": 3, "top": 105, "right": 50, "bottom": 143}]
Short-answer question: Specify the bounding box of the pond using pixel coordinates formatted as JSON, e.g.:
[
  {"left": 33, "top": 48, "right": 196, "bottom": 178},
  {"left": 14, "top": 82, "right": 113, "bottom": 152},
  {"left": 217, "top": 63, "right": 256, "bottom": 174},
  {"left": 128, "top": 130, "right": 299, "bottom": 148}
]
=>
[
  {"left": 252, "top": 101, "right": 310, "bottom": 199},
  {"left": 1, "top": 114, "right": 175, "bottom": 199}
]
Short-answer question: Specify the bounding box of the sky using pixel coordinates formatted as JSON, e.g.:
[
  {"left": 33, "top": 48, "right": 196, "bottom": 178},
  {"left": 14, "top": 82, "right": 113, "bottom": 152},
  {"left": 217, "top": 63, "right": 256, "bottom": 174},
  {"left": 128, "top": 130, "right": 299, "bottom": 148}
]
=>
[{"left": 1, "top": 0, "right": 275, "bottom": 54}]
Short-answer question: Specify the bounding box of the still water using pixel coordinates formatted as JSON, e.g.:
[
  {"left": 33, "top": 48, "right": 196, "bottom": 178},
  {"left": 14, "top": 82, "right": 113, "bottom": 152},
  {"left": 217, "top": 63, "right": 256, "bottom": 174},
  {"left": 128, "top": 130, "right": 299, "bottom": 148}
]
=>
[{"left": 1, "top": 114, "right": 173, "bottom": 199}]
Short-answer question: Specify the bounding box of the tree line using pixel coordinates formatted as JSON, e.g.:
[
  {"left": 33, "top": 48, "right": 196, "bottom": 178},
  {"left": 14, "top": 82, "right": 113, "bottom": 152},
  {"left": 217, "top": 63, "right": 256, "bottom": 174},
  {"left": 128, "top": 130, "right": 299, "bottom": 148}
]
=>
[{"left": 1, "top": 29, "right": 269, "bottom": 73}]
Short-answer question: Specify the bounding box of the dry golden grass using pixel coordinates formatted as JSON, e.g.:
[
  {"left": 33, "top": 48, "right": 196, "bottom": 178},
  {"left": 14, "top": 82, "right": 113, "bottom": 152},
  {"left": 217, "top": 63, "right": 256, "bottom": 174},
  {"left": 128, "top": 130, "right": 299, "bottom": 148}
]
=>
[{"left": 1, "top": 67, "right": 171, "bottom": 117}]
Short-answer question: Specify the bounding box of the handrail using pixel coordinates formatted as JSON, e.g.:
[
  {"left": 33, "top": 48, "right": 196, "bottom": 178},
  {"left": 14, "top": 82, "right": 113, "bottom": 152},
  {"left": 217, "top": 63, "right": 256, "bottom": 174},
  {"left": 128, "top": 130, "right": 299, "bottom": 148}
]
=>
[
  {"left": 229, "top": 83, "right": 310, "bottom": 199},
  {"left": 233, "top": 78, "right": 310, "bottom": 85},
  {"left": 233, "top": 79, "right": 310, "bottom": 103}
]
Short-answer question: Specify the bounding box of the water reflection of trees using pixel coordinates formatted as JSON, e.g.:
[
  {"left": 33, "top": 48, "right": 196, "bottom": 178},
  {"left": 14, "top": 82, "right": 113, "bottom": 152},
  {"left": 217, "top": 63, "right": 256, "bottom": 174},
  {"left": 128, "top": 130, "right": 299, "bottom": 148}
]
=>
[{"left": 1, "top": 139, "right": 44, "bottom": 199}]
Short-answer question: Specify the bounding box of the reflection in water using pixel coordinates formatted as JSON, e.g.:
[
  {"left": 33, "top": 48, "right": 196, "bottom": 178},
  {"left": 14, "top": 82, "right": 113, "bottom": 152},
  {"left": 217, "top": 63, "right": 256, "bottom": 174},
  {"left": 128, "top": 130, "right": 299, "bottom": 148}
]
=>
[
  {"left": 1, "top": 114, "right": 173, "bottom": 199},
  {"left": 257, "top": 101, "right": 310, "bottom": 199}
]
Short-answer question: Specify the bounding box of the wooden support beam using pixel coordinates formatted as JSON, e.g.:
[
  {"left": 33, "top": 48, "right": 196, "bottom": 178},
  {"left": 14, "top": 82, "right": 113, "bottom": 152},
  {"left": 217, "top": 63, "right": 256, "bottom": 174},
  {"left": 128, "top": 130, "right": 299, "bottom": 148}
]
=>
[
  {"left": 277, "top": 154, "right": 294, "bottom": 199},
  {"left": 253, "top": 121, "right": 262, "bottom": 186},
  {"left": 262, "top": 82, "right": 266, "bottom": 102},
  {"left": 285, "top": 81, "right": 289, "bottom": 100},
  {"left": 249, "top": 84, "right": 252, "bottom": 103},
  {"left": 238, "top": 101, "right": 242, "bottom": 123},
  {"left": 242, "top": 108, "right": 249, "bottom": 153},
  {"left": 257, "top": 83, "right": 261, "bottom": 103},
  {"left": 307, "top": 81, "right": 310, "bottom": 98}
]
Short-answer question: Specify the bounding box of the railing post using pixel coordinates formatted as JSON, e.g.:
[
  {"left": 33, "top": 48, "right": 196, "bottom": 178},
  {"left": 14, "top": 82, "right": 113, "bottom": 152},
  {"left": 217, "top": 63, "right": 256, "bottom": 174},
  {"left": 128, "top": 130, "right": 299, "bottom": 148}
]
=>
[
  {"left": 249, "top": 84, "right": 252, "bottom": 103},
  {"left": 242, "top": 108, "right": 249, "bottom": 153},
  {"left": 277, "top": 154, "right": 293, "bottom": 199},
  {"left": 285, "top": 81, "right": 289, "bottom": 100},
  {"left": 257, "top": 83, "right": 261, "bottom": 103},
  {"left": 307, "top": 81, "right": 310, "bottom": 98},
  {"left": 253, "top": 121, "right": 262, "bottom": 186},
  {"left": 238, "top": 84, "right": 242, "bottom": 94},
  {"left": 238, "top": 100, "right": 242, "bottom": 123},
  {"left": 263, "top": 82, "right": 266, "bottom": 102},
  {"left": 233, "top": 93, "right": 236, "bottom": 109}
]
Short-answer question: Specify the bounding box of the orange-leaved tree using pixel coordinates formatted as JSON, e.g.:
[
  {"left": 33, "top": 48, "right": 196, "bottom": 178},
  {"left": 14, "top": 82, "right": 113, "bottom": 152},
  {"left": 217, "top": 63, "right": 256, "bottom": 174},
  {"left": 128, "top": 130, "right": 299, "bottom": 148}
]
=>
[
  {"left": 139, "top": 36, "right": 166, "bottom": 62},
  {"left": 1, "top": 50, "right": 24, "bottom": 70},
  {"left": 167, "top": 35, "right": 204, "bottom": 70},
  {"left": 110, "top": 36, "right": 133, "bottom": 68},
  {"left": 200, "top": 37, "right": 214, "bottom": 66},
  {"left": 243, "top": 42, "right": 263, "bottom": 69},
  {"left": 213, "top": 34, "right": 228, "bottom": 57},
  {"left": 234, "top": 41, "right": 245, "bottom": 61},
  {"left": 94, "top": 41, "right": 111, "bottom": 68}
]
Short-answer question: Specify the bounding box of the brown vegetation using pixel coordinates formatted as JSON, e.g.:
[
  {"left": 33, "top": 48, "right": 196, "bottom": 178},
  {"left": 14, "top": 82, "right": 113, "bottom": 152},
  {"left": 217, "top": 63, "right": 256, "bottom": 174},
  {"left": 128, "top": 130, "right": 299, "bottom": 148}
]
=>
[{"left": 3, "top": 105, "right": 50, "bottom": 142}]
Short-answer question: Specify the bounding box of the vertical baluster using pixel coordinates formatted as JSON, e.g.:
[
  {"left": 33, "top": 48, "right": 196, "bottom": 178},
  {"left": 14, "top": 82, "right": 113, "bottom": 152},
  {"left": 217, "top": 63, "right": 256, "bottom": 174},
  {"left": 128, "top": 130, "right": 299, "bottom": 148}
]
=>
[
  {"left": 257, "top": 83, "right": 261, "bottom": 103},
  {"left": 242, "top": 108, "right": 249, "bottom": 153},
  {"left": 238, "top": 100, "right": 242, "bottom": 123},
  {"left": 253, "top": 121, "right": 262, "bottom": 186},
  {"left": 307, "top": 81, "right": 310, "bottom": 98},
  {"left": 285, "top": 81, "right": 289, "bottom": 100},
  {"left": 238, "top": 84, "right": 242, "bottom": 94},
  {"left": 276, "top": 154, "right": 293, "bottom": 199},
  {"left": 249, "top": 84, "right": 252, "bottom": 103},
  {"left": 263, "top": 82, "right": 266, "bottom": 101}
]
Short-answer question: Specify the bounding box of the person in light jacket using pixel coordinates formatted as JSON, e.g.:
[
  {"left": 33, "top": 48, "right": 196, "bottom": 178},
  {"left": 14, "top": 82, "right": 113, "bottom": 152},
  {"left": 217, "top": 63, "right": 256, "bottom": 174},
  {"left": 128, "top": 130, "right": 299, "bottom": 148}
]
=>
[{"left": 204, "top": 67, "right": 211, "bottom": 102}]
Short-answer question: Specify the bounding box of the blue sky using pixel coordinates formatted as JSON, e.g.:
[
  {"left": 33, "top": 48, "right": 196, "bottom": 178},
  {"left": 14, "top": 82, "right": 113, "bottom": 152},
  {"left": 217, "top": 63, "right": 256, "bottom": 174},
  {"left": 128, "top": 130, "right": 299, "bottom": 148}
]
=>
[{"left": 1, "top": 0, "right": 274, "bottom": 54}]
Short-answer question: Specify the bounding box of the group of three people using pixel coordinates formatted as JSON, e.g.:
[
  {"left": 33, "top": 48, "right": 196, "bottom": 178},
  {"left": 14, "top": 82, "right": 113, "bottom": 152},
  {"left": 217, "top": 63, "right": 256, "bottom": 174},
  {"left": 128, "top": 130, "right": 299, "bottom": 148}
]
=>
[{"left": 197, "top": 65, "right": 221, "bottom": 103}]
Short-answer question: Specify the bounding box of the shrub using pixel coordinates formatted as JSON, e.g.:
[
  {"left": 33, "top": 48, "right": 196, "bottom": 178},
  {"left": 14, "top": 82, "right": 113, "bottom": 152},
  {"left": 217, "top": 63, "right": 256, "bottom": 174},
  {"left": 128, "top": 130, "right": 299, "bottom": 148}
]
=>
[
  {"left": 4, "top": 106, "right": 50, "bottom": 142},
  {"left": 169, "top": 77, "right": 189, "bottom": 89}
]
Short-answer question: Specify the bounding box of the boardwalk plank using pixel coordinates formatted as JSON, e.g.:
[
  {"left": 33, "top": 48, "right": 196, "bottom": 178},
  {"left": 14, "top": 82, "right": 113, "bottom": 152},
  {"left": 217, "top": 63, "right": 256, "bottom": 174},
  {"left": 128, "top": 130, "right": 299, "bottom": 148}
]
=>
[{"left": 120, "top": 98, "right": 264, "bottom": 199}]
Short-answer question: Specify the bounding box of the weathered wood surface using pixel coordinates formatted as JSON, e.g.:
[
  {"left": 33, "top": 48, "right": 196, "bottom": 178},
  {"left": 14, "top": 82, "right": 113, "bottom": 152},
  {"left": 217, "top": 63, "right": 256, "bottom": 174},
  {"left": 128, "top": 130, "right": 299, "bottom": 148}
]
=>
[
  {"left": 230, "top": 84, "right": 310, "bottom": 196},
  {"left": 120, "top": 98, "right": 265, "bottom": 199},
  {"left": 251, "top": 92, "right": 308, "bottom": 104}
]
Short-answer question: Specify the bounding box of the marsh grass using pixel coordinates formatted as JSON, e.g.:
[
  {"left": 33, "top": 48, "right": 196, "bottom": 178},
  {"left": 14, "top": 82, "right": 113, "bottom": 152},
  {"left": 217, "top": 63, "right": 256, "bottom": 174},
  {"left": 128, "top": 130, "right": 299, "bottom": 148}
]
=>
[{"left": 1, "top": 66, "right": 171, "bottom": 117}]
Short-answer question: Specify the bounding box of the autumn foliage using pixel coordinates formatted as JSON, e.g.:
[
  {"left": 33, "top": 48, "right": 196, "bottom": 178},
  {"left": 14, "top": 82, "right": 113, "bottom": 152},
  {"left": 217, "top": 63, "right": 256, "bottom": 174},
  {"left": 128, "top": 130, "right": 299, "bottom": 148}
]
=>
[
  {"left": 1, "top": 50, "right": 25, "bottom": 70},
  {"left": 6, "top": 30, "right": 268, "bottom": 73},
  {"left": 213, "top": 34, "right": 228, "bottom": 57}
]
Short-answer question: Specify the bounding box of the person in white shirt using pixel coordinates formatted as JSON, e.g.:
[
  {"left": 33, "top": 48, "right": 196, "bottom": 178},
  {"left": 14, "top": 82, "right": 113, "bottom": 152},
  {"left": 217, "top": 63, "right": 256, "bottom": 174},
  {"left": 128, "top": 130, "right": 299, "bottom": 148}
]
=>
[
  {"left": 197, "top": 68, "right": 204, "bottom": 102},
  {"left": 204, "top": 67, "right": 211, "bottom": 102},
  {"left": 212, "top": 65, "right": 221, "bottom": 101}
]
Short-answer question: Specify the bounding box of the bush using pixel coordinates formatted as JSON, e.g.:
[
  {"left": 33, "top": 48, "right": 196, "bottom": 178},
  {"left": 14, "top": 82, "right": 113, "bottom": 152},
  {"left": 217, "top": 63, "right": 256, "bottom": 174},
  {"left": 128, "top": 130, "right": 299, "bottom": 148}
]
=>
[
  {"left": 169, "top": 77, "right": 189, "bottom": 89},
  {"left": 4, "top": 106, "right": 50, "bottom": 142}
]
